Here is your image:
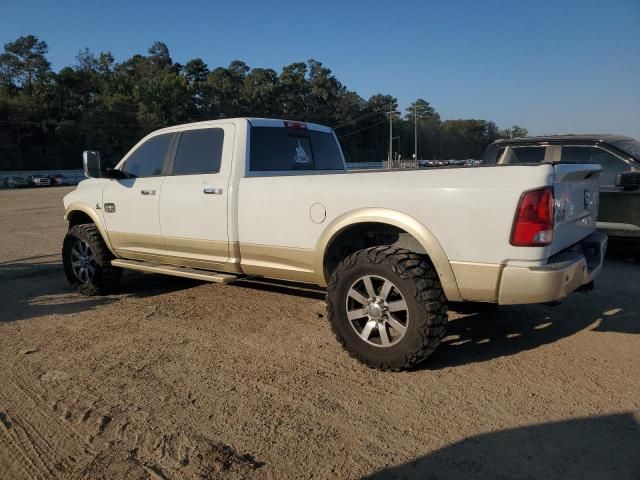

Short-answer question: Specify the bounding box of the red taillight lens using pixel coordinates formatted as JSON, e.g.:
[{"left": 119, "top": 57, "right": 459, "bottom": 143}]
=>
[{"left": 510, "top": 187, "right": 554, "bottom": 246}]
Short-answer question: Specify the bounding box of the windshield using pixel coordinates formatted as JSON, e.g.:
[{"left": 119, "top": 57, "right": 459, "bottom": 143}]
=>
[{"left": 612, "top": 139, "right": 640, "bottom": 160}]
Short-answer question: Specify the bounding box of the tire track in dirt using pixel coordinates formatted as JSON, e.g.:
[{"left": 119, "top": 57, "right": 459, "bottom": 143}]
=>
[
  {"left": 4, "top": 353, "right": 266, "bottom": 479},
  {"left": 0, "top": 411, "right": 41, "bottom": 480},
  {"left": 0, "top": 375, "right": 92, "bottom": 479}
]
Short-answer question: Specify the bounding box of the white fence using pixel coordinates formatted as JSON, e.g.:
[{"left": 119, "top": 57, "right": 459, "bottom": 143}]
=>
[
  {"left": 346, "top": 162, "right": 384, "bottom": 170},
  {"left": 346, "top": 160, "right": 482, "bottom": 170}
]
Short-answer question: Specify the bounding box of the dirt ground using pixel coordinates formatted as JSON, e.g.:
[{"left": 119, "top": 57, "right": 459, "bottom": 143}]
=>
[{"left": 0, "top": 187, "right": 639, "bottom": 480}]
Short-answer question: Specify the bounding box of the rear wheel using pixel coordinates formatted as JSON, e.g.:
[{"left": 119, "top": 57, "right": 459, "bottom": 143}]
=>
[
  {"left": 327, "top": 246, "right": 448, "bottom": 371},
  {"left": 62, "top": 224, "right": 121, "bottom": 295}
]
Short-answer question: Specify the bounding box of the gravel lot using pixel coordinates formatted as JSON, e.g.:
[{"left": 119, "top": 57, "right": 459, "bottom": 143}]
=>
[{"left": 1, "top": 187, "right": 639, "bottom": 479}]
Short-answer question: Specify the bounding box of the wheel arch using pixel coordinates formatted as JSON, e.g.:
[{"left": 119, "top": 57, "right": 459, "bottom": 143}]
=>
[
  {"left": 64, "top": 203, "right": 116, "bottom": 255},
  {"left": 315, "top": 208, "right": 462, "bottom": 301}
]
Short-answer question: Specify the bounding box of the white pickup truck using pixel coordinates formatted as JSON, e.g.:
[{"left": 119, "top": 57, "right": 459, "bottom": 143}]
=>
[{"left": 62, "top": 118, "right": 607, "bottom": 370}]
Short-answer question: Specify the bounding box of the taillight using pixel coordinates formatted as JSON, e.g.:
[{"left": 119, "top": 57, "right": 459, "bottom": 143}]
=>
[{"left": 510, "top": 187, "right": 554, "bottom": 246}]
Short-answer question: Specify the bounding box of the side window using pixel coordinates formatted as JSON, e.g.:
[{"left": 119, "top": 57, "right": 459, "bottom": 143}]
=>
[
  {"left": 494, "top": 146, "right": 506, "bottom": 163},
  {"left": 249, "top": 127, "right": 343, "bottom": 172},
  {"left": 122, "top": 134, "right": 173, "bottom": 178},
  {"left": 504, "top": 146, "right": 546, "bottom": 164},
  {"left": 561, "top": 146, "right": 631, "bottom": 186},
  {"left": 172, "top": 128, "right": 224, "bottom": 175}
]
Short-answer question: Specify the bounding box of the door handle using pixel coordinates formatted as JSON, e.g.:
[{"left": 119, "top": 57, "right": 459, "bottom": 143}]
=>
[
  {"left": 203, "top": 188, "right": 223, "bottom": 195},
  {"left": 140, "top": 189, "right": 156, "bottom": 196}
]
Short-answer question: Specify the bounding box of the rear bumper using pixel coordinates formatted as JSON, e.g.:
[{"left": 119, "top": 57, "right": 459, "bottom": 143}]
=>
[{"left": 497, "top": 231, "right": 608, "bottom": 305}]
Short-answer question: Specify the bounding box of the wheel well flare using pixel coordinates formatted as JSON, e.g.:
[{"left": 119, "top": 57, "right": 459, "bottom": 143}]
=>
[{"left": 316, "top": 209, "right": 462, "bottom": 301}]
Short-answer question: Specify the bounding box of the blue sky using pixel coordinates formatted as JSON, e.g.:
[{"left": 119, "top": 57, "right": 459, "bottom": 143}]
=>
[{"left": 1, "top": 0, "right": 639, "bottom": 137}]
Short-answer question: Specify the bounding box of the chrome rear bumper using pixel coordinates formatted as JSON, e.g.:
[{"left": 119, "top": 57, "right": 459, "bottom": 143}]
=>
[{"left": 497, "top": 231, "right": 607, "bottom": 305}]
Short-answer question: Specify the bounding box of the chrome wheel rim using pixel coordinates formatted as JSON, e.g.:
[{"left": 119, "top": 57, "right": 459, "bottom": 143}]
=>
[
  {"left": 345, "top": 275, "right": 409, "bottom": 347},
  {"left": 70, "top": 240, "right": 96, "bottom": 283}
]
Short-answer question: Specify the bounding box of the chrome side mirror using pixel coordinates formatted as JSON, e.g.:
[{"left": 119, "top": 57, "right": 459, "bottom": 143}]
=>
[{"left": 83, "top": 151, "right": 102, "bottom": 178}]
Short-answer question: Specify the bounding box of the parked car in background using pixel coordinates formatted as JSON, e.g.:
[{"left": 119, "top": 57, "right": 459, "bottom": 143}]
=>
[
  {"left": 49, "top": 173, "right": 69, "bottom": 186},
  {"left": 417, "top": 160, "right": 457, "bottom": 168},
  {"left": 2, "top": 175, "right": 28, "bottom": 188},
  {"left": 484, "top": 134, "right": 640, "bottom": 240},
  {"left": 28, "top": 174, "right": 51, "bottom": 187}
]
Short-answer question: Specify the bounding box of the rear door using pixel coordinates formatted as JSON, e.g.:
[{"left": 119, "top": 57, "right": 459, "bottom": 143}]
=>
[
  {"left": 103, "top": 132, "right": 175, "bottom": 258},
  {"left": 551, "top": 163, "right": 601, "bottom": 253},
  {"left": 159, "top": 124, "right": 235, "bottom": 267}
]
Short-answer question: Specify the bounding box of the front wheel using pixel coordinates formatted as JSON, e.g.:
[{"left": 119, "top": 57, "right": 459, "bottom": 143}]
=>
[
  {"left": 326, "top": 246, "right": 448, "bottom": 371},
  {"left": 62, "top": 224, "right": 121, "bottom": 295}
]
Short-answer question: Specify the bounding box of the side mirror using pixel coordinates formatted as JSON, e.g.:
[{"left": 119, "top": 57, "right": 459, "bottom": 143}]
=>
[
  {"left": 615, "top": 172, "right": 640, "bottom": 191},
  {"left": 83, "top": 150, "right": 103, "bottom": 178}
]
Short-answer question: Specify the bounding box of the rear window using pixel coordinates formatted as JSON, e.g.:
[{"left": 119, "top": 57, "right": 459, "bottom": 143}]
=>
[
  {"left": 249, "top": 127, "right": 344, "bottom": 172},
  {"left": 504, "top": 146, "right": 546, "bottom": 163},
  {"left": 172, "top": 128, "right": 224, "bottom": 175}
]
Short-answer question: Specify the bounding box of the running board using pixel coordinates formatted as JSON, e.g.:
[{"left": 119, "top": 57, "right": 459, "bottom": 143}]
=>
[{"left": 111, "top": 259, "right": 239, "bottom": 284}]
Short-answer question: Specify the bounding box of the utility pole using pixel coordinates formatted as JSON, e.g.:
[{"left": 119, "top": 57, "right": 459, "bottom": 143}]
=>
[
  {"left": 388, "top": 102, "right": 393, "bottom": 168},
  {"left": 414, "top": 104, "right": 418, "bottom": 167}
]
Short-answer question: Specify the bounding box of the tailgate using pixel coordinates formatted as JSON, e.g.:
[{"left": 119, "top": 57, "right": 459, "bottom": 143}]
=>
[{"left": 551, "top": 163, "right": 601, "bottom": 254}]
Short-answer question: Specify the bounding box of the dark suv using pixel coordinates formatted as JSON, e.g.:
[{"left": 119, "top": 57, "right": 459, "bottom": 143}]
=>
[{"left": 484, "top": 134, "right": 640, "bottom": 239}]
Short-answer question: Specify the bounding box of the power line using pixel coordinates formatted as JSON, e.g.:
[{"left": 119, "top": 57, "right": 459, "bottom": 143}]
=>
[
  {"left": 337, "top": 118, "right": 388, "bottom": 139},
  {"left": 332, "top": 106, "right": 389, "bottom": 130}
]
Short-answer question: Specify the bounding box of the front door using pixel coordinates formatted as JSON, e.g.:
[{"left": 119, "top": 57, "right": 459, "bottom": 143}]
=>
[
  {"left": 102, "top": 132, "right": 175, "bottom": 258},
  {"left": 560, "top": 145, "right": 640, "bottom": 232},
  {"left": 159, "top": 125, "right": 234, "bottom": 268}
]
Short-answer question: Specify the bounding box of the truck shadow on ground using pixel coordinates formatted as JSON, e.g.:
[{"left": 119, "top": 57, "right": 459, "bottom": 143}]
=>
[
  {"left": 427, "top": 250, "right": 639, "bottom": 369},
  {"left": 0, "top": 259, "right": 199, "bottom": 323},
  {"left": 234, "top": 277, "right": 327, "bottom": 301},
  {"left": 428, "top": 305, "right": 638, "bottom": 371},
  {"left": 362, "top": 413, "right": 640, "bottom": 480},
  {"left": 118, "top": 270, "right": 203, "bottom": 298},
  {"left": 0, "top": 256, "right": 116, "bottom": 322}
]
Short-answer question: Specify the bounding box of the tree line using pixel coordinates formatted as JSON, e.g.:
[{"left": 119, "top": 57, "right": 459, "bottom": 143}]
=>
[{"left": 0, "top": 35, "right": 528, "bottom": 171}]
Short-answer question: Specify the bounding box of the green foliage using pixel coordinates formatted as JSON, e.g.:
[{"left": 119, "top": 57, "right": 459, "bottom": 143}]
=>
[
  {"left": 499, "top": 125, "right": 529, "bottom": 139},
  {"left": 0, "top": 35, "right": 51, "bottom": 92},
  {"left": 0, "top": 35, "right": 526, "bottom": 170},
  {"left": 405, "top": 98, "right": 439, "bottom": 122}
]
